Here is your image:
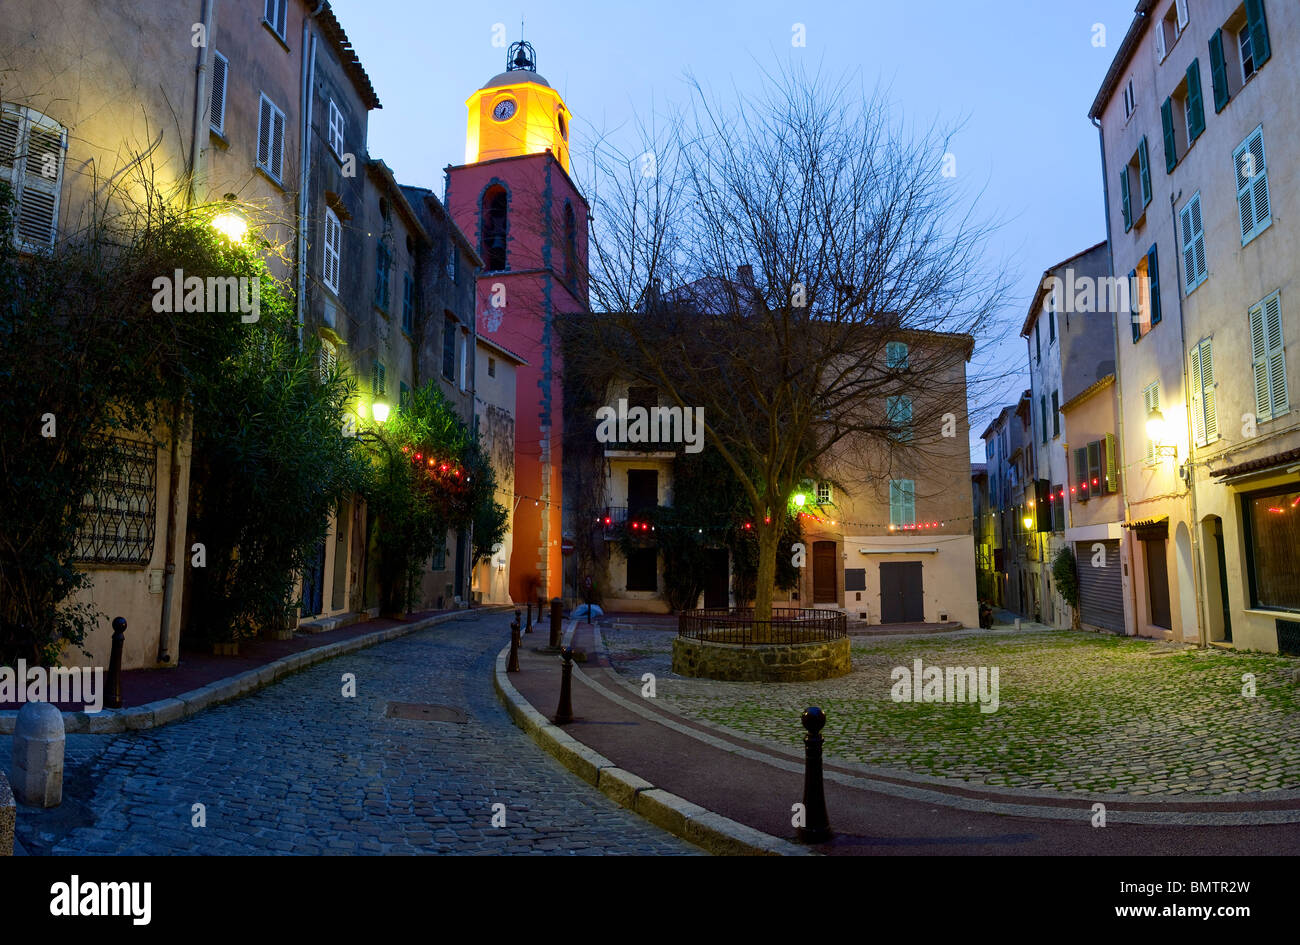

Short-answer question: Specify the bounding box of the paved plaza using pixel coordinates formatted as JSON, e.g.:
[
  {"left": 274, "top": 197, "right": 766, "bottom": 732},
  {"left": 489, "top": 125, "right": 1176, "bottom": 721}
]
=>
[
  {"left": 602, "top": 623, "right": 1300, "bottom": 796},
  {"left": 2, "top": 612, "right": 697, "bottom": 855}
]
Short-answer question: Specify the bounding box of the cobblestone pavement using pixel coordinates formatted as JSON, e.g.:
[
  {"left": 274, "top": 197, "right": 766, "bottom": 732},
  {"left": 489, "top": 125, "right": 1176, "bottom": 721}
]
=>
[
  {"left": 3, "top": 612, "right": 699, "bottom": 855},
  {"left": 603, "top": 624, "right": 1300, "bottom": 797}
]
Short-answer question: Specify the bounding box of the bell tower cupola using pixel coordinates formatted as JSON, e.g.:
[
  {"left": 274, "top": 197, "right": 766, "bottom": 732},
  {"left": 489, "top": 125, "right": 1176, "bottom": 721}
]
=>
[{"left": 465, "top": 40, "right": 572, "bottom": 172}]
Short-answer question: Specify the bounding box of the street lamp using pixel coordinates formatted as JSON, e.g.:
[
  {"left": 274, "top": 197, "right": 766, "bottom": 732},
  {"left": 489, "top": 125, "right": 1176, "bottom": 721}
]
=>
[
  {"left": 793, "top": 492, "right": 807, "bottom": 507},
  {"left": 210, "top": 200, "right": 249, "bottom": 243},
  {"left": 1146, "top": 408, "right": 1178, "bottom": 459},
  {"left": 371, "top": 400, "right": 390, "bottom": 424}
]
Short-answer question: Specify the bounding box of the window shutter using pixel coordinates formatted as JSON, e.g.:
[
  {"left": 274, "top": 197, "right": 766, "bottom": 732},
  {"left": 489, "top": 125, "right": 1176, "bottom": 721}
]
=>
[
  {"left": 1138, "top": 136, "right": 1152, "bottom": 208},
  {"left": 1250, "top": 301, "right": 1272, "bottom": 419},
  {"left": 1245, "top": 0, "right": 1271, "bottom": 69},
  {"left": 1175, "top": 0, "right": 1189, "bottom": 30},
  {"left": 1147, "top": 245, "right": 1161, "bottom": 325},
  {"left": 323, "top": 208, "right": 341, "bottom": 293},
  {"left": 1190, "top": 342, "right": 1206, "bottom": 446},
  {"left": 1209, "top": 30, "right": 1230, "bottom": 112},
  {"left": 1263, "top": 293, "right": 1287, "bottom": 417},
  {"left": 271, "top": 107, "right": 285, "bottom": 180},
  {"left": 1155, "top": 21, "right": 1167, "bottom": 61},
  {"left": 1087, "top": 442, "right": 1102, "bottom": 497},
  {"left": 903, "top": 480, "right": 915, "bottom": 525},
  {"left": 1040, "top": 395, "right": 1047, "bottom": 444},
  {"left": 257, "top": 97, "right": 271, "bottom": 170},
  {"left": 889, "top": 481, "right": 900, "bottom": 524},
  {"left": 1130, "top": 267, "right": 1140, "bottom": 342},
  {"left": 1120, "top": 168, "right": 1132, "bottom": 231},
  {"left": 1104, "top": 433, "right": 1118, "bottom": 493},
  {"left": 210, "top": 52, "right": 228, "bottom": 134},
  {"left": 1201, "top": 338, "right": 1218, "bottom": 441},
  {"left": 1235, "top": 127, "right": 1270, "bottom": 244},
  {"left": 15, "top": 115, "right": 64, "bottom": 248},
  {"left": 1186, "top": 60, "right": 1205, "bottom": 141},
  {"left": 1143, "top": 384, "right": 1160, "bottom": 461},
  {"left": 1249, "top": 130, "right": 1269, "bottom": 237},
  {"left": 1074, "top": 447, "right": 1089, "bottom": 503},
  {"left": 1161, "top": 98, "right": 1177, "bottom": 173}
]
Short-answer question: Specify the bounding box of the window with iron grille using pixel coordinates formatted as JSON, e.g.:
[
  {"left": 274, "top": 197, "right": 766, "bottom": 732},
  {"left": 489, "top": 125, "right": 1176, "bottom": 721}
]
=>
[{"left": 74, "top": 437, "right": 158, "bottom": 565}]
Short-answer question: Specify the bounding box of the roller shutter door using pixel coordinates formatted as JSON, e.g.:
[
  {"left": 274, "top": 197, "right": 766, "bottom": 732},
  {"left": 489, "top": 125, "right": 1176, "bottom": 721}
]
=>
[{"left": 1075, "top": 539, "right": 1124, "bottom": 632}]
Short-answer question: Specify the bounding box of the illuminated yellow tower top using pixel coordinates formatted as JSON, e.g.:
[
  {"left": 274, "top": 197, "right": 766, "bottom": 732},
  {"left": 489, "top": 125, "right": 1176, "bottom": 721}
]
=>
[{"left": 465, "top": 42, "right": 571, "bottom": 173}]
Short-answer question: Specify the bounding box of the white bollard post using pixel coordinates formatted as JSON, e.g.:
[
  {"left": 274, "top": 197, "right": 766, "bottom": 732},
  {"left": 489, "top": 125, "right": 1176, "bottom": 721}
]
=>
[
  {"left": 1014, "top": 617, "right": 1022, "bottom": 631},
  {"left": 10, "top": 701, "right": 64, "bottom": 807}
]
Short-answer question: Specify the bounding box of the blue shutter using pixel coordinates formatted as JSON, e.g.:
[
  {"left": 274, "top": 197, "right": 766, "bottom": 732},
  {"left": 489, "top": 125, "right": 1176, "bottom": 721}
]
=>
[
  {"left": 1120, "top": 168, "right": 1132, "bottom": 231},
  {"left": 1245, "top": 0, "right": 1271, "bottom": 69},
  {"left": 1147, "top": 245, "right": 1162, "bottom": 326},
  {"left": 1138, "top": 137, "right": 1152, "bottom": 208},
  {"left": 1186, "top": 60, "right": 1205, "bottom": 142},
  {"left": 1209, "top": 30, "right": 1230, "bottom": 113},
  {"left": 1161, "top": 98, "right": 1177, "bottom": 173},
  {"left": 1129, "top": 268, "right": 1140, "bottom": 342}
]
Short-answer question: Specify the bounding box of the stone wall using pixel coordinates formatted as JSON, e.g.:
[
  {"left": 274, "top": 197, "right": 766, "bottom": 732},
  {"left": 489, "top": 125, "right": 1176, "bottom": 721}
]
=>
[{"left": 671, "top": 636, "right": 851, "bottom": 682}]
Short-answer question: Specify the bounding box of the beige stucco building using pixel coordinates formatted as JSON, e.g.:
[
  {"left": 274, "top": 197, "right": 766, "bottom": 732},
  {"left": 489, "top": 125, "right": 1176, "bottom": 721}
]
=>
[
  {"left": 1092, "top": 0, "right": 1299, "bottom": 652},
  {"left": 472, "top": 335, "right": 525, "bottom": 605}
]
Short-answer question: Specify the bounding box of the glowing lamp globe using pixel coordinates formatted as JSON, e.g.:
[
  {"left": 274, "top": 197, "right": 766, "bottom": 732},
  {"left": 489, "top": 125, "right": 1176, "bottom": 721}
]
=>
[
  {"left": 371, "top": 401, "right": 390, "bottom": 424},
  {"left": 793, "top": 493, "right": 807, "bottom": 507},
  {"left": 211, "top": 208, "right": 249, "bottom": 242},
  {"left": 1145, "top": 408, "right": 1167, "bottom": 442}
]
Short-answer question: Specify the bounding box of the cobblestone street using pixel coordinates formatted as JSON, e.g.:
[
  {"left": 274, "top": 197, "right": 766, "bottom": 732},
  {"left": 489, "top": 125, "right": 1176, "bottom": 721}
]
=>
[
  {"left": 2, "top": 612, "right": 698, "bottom": 855},
  {"left": 603, "top": 623, "right": 1300, "bottom": 797}
]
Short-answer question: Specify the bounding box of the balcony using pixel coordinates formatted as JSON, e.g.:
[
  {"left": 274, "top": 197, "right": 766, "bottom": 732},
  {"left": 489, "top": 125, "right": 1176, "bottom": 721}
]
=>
[{"left": 591, "top": 506, "right": 661, "bottom": 538}]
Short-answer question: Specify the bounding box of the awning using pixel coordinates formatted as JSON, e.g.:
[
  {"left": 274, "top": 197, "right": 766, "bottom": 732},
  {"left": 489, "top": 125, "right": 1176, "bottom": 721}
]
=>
[
  {"left": 1211, "top": 447, "right": 1300, "bottom": 481},
  {"left": 1123, "top": 516, "right": 1168, "bottom": 541}
]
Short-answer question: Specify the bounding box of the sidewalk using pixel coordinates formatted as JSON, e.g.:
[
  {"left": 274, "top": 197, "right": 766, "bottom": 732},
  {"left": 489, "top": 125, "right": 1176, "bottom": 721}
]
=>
[
  {"left": 1, "top": 605, "right": 509, "bottom": 734},
  {"left": 497, "top": 618, "right": 1300, "bottom": 856}
]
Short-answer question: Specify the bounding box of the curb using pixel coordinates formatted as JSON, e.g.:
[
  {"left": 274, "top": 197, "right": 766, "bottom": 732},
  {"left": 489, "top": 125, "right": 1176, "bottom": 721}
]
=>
[
  {"left": 491, "top": 644, "right": 815, "bottom": 856},
  {"left": 0, "top": 606, "right": 511, "bottom": 736}
]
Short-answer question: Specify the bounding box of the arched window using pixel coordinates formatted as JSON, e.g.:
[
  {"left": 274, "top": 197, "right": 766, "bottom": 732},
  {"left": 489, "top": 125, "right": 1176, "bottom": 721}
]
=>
[
  {"left": 563, "top": 202, "right": 577, "bottom": 285},
  {"left": 481, "top": 185, "right": 508, "bottom": 271}
]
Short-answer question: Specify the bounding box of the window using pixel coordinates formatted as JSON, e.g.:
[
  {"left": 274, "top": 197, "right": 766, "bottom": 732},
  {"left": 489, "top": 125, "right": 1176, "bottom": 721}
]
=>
[
  {"left": 459, "top": 334, "right": 467, "bottom": 393},
  {"left": 446, "top": 241, "right": 458, "bottom": 283},
  {"left": 886, "top": 341, "right": 909, "bottom": 369},
  {"left": 886, "top": 395, "right": 912, "bottom": 442},
  {"left": 374, "top": 242, "right": 390, "bottom": 310},
  {"left": 327, "top": 99, "right": 345, "bottom": 158},
  {"left": 210, "top": 52, "right": 228, "bottom": 135},
  {"left": 263, "top": 0, "right": 288, "bottom": 39},
  {"left": 1242, "top": 484, "right": 1300, "bottom": 612},
  {"left": 1155, "top": 0, "right": 1190, "bottom": 61},
  {"left": 1035, "top": 322, "right": 1041, "bottom": 362},
  {"left": 1180, "top": 193, "right": 1207, "bottom": 292},
  {"left": 442, "top": 315, "right": 456, "bottom": 380},
  {"left": 1051, "top": 484, "right": 1065, "bottom": 533},
  {"left": 399, "top": 381, "right": 409, "bottom": 411},
  {"left": 432, "top": 545, "right": 446, "bottom": 571},
  {"left": 1052, "top": 391, "right": 1060, "bottom": 437},
  {"left": 402, "top": 272, "right": 414, "bottom": 334},
  {"left": 563, "top": 201, "right": 577, "bottom": 284},
  {"left": 371, "top": 360, "right": 386, "bottom": 398},
  {"left": 1119, "top": 137, "right": 1152, "bottom": 231},
  {"left": 1234, "top": 126, "right": 1271, "bottom": 246},
  {"left": 817, "top": 481, "right": 832, "bottom": 504},
  {"left": 889, "top": 479, "right": 915, "bottom": 527},
  {"left": 626, "top": 548, "right": 658, "bottom": 592},
  {"left": 1249, "top": 291, "right": 1288, "bottom": 421},
  {"left": 1189, "top": 337, "right": 1219, "bottom": 446},
  {"left": 0, "top": 104, "right": 66, "bottom": 249},
  {"left": 1131, "top": 244, "right": 1162, "bottom": 342},
  {"left": 481, "top": 184, "right": 508, "bottom": 271},
  {"left": 1122, "top": 79, "right": 1136, "bottom": 119},
  {"left": 257, "top": 93, "right": 286, "bottom": 183},
  {"left": 1040, "top": 395, "right": 1048, "bottom": 444},
  {"left": 1143, "top": 382, "right": 1161, "bottom": 461},
  {"left": 319, "top": 338, "right": 336, "bottom": 384},
  {"left": 1048, "top": 307, "right": 1056, "bottom": 344},
  {"left": 73, "top": 437, "right": 158, "bottom": 565},
  {"left": 322, "top": 207, "right": 341, "bottom": 293},
  {"left": 487, "top": 357, "right": 496, "bottom": 378}
]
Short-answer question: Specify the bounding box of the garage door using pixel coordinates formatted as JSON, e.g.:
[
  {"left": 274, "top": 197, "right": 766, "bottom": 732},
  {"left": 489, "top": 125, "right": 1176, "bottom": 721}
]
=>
[{"left": 1075, "top": 539, "right": 1124, "bottom": 632}]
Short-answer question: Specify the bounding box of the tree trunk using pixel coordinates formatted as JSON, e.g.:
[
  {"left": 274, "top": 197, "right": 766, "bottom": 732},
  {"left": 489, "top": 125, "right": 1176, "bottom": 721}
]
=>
[{"left": 753, "top": 521, "right": 779, "bottom": 640}]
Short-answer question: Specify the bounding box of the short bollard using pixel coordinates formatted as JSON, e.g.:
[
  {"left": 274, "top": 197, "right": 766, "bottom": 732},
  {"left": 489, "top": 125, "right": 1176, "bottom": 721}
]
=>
[
  {"left": 107, "top": 616, "right": 126, "bottom": 710},
  {"left": 10, "top": 701, "right": 64, "bottom": 807},
  {"left": 797, "top": 706, "right": 832, "bottom": 843},
  {"left": 525, "top": 602, "right": 533, "bottom": 634},
  {"left": 507, "top": 618, "right": 521, "bottom": 673},
  {"left": 554, "top": 647, "right": 575, "bottom": 724},
  {"left": 548, "top": 597, "right": 562, "bottom": 648}
]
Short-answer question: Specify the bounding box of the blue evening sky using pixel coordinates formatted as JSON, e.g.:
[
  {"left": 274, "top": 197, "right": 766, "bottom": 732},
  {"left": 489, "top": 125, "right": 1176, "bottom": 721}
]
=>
[{"left": 331, "top": 0, "right": 1136, "bottom": 459}]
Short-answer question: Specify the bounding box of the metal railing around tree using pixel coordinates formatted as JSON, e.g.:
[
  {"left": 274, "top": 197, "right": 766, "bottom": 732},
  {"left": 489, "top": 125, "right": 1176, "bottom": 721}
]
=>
[{"left": 678, "top": 607, "right": 847, "bottom": 645}]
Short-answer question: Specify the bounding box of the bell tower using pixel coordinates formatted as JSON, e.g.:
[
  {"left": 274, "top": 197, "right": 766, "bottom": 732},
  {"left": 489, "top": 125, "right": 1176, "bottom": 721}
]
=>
[
  {"left": 446, "top": 42, "right": 588, "bottom": 605},
  {"left": 464, "top": 41, "right": 572, "bottom": 173}
]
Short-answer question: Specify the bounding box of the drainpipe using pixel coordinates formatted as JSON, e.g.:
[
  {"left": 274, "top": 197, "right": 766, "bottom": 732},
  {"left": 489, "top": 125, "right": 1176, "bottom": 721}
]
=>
[
  {"left": 186, "top": 0, "right": 214, "bottom": 207},
  {"left": 297, "top": 3, "right": 324, "bottom": 349},
  {"left": 1168, "top": 190, "right": 1209, "bottom": 647},
  {"left": 1093, "top": 115, "right": 1138, "bottom": 637}
]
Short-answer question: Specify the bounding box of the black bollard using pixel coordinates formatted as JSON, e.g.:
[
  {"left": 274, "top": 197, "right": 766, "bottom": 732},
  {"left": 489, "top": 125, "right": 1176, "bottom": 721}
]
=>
[
  {"left": 107, "top": 617, "right": 127, "bottom": 709},
  {"left": 515, "top": 608, "right": 522, "bottom": 633},
  {"left": 507, "top": 618, "right": 521, "bottom": 673},
  {"left": 548, "top": 597, "right": 562, "bottom": 648},
  {"left": 797, "top": 706, "right": 832, "bottom": 843},
  {"left": 525, "top": 601, "right": 533, "bottom": 634},
  {"left": 554, "top": 646, "right": 574, "bottom": 724}
]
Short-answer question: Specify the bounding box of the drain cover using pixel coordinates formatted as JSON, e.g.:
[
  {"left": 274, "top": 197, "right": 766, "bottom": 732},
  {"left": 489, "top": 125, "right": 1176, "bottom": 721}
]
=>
[{"left": 385, "top": 702, "right": 468, "bottom": 724}]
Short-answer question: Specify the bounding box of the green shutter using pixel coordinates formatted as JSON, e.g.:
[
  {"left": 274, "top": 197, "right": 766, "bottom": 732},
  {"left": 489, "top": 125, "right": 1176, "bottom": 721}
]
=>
[
  {"left": 1120, "top": 168, "right": 1132, "bottom": 231},
  {"left": 1104, "top": 433, "right": 1118, "bottom": 494},
  {"left": 890, "top": 480, "right": 901, "bottom": 525},
  {"left": 903, "top": 480, "right": 915, "bottom": 525},
  {"left": 1129, "top": 268, "right": 1140, "bottom": 342},
  {"left": 1161, "top": 98, "right": 1177, "bottom": 173},
  {"left": 1074, "top": 447, "right": 1089, "bottom": 503},
  {"left": 1186, "top": 60, "right": 1205, "bottom": 141},
  {"left": 1147, "top": 245, "right": 1162, "bottom": 325},
  {"left": 1209, "top": 30, "right": 1230, "bottom": 113},
  {"left": 1245, "top": 0, "right": 1271, "bottom": 69},
  {"left": 1138, "top": 136, "right": 1152, "bottom": 208}
]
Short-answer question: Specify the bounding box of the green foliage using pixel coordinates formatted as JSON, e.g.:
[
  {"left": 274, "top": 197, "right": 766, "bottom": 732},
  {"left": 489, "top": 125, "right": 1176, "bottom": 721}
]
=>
[{"left": 1052, "top": 545, "right": 1080, "bottom": 608}]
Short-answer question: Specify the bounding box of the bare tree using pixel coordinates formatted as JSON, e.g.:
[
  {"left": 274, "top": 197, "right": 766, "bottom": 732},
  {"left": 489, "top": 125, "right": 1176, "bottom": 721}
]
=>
[{"left": 570, "top": 64, "right": 1010, "bottom": 625}]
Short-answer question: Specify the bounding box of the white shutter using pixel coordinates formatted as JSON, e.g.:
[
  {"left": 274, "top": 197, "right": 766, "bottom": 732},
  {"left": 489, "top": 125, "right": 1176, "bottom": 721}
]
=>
[
  {"left": 323, "top": 208, "right": 341, "bottom": 292},
  {"left": 1189, "top": 344, "right": 1204, "bottom": 446},
  {"left": 328, "top": 100, "right": 344, "bottom": 156},
  {"left": 5, "top": 107, "right": 65, "bottom": 249},
  {"left": 903, "top": 480, "right": 915, "bottom": 525},
  {"left": 1143, "top": 383, "right": 1160, "bottom": 461},
  {"left": 319, "top": 339, "right": 336, "bottom": 384},
  {"left": 889, "top": 480, "right": 901, "bottom": 525},
  {"left": 1155, "top": 22, "right": 1167, "bottom": 61},
  {"left": 1200, "top": 339, "right": 1217, "bottom": 441},
  {"left": 1250, "top": 301, "right": 1271, "bottom": 419},
  {"left": 271, "top": 106, "right": 285, "bottom": 181},
  {"left": 1180, "top": 194, "right": 1207, "bottom": 291},
  {"left": 257, "top": 96, "right": 272, "bottom": 170},
  {"left": 209, "top": 52, "right": 228, "bottom": 134},
  {"left": 1175, "top": 0, "right": 1189, "bottom": 31},
  {"left": 1234, "top": 127, "right": 1270, "bottom": 244},
  {"left": 1263, "top": 293, "right": 1287, "bottom": 417}
]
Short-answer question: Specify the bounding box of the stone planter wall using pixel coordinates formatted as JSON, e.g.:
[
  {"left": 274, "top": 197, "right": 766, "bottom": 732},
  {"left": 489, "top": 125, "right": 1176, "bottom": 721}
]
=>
[{"left": 671, "top": 635, "right": 851, "bottom": 682}]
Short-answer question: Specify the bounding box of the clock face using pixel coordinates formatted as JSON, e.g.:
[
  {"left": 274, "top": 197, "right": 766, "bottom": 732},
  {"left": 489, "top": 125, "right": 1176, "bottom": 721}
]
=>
[{"left": 492, "top": 98, "right": 517, "bottom": 122}]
